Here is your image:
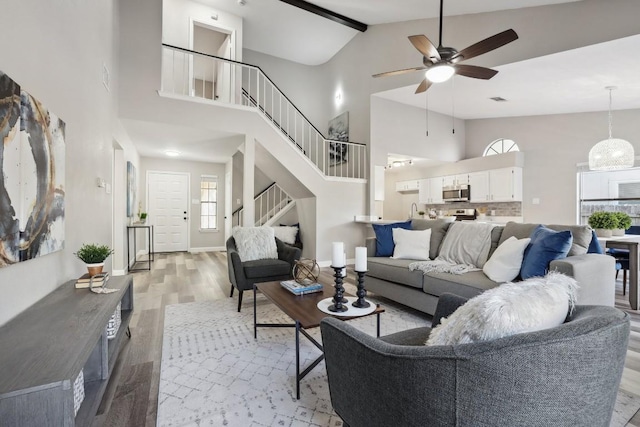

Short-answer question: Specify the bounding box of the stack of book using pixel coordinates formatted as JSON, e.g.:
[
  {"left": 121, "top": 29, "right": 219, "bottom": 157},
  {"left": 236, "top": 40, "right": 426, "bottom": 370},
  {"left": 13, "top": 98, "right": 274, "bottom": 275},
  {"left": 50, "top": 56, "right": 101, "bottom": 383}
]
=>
[
  {"left": 75, "top": 273, "right": 110, "bottom": 289},
  {"left": 280, "top": 280, "right": 323, "bottom": 295}
]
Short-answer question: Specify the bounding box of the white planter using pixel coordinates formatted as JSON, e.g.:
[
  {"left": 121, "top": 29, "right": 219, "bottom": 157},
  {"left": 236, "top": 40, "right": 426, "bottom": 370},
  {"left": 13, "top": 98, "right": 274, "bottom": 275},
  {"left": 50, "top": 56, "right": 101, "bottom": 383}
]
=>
[
  {"left": 612, "top": 228, "right": 625, "bottom": 236},
  {"left": 594, "top": 229, "right": 613, "bottom": 238}
]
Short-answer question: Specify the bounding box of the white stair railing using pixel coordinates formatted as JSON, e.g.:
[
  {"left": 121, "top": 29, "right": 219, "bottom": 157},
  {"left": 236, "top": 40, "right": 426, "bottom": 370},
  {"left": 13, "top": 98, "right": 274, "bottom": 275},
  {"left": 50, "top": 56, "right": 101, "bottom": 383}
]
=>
[
  {"left": 233, "top": 183, "right": 293, "bottom": 227},
  {"left": 161, "top": 44, "right": 367, "bottom": 180}
]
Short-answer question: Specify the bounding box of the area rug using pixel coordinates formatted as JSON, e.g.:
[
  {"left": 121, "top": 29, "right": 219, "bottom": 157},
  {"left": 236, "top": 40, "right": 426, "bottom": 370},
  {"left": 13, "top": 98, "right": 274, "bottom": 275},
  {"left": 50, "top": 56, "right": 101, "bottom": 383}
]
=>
[{"left": 157, "top": 295, "right": 640, "bottom": 427}]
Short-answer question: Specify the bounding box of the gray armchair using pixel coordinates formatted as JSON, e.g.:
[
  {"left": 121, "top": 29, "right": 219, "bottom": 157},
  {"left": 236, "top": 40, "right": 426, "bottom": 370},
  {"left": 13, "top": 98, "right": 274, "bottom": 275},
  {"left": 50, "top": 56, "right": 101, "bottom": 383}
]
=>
[
  {"left": 226, "top": 236, "right": 301, "bottom": 312},
  {"left": 320, "top": 293, "right": 629, "bottom": 427}
]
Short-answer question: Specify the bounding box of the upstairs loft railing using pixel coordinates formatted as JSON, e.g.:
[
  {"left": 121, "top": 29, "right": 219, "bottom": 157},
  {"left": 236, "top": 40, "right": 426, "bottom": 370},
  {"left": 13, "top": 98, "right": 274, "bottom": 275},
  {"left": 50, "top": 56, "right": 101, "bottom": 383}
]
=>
[
  {"left": 161, "top": 44, "right": 367, "bottom": 180},
  {"left": 232, "top": 182, "right": 293, "bottom": 227}
]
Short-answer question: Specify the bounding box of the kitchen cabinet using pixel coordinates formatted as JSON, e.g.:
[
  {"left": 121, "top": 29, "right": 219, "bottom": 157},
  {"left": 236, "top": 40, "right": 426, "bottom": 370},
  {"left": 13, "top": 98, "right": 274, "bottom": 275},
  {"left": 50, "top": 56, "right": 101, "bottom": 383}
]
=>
[
  {"left": 443, "top": 174, "right": 469, "bottom": 187},
  {"left": 489, "top": 167, "right": 523, "bottom": 202},
  {"left": 468, "top": 168, "right": 523, "bottom": 202},
  {"left": 418, "top": 177, "right": 444, "bottom": 204},
  {"left": 469, "top": 171, "right": 490, "bottom": 202},
  {"left": 395, "top": 180, "right": 420, "bottom": 193}
]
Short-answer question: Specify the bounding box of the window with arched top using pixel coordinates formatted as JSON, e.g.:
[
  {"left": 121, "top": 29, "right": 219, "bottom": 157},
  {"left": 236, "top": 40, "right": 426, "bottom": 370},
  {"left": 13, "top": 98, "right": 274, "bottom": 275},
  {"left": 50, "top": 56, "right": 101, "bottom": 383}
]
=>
[{"left": 483, "top": 139, "right": 520, "bottom": 156}]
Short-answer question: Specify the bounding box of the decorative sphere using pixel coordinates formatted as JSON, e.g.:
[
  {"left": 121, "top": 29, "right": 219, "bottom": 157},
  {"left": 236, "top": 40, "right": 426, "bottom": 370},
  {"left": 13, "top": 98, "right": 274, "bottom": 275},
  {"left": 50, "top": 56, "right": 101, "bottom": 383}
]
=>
[{"left": 293, "top": 259, "right": 320, "bottom": 285}]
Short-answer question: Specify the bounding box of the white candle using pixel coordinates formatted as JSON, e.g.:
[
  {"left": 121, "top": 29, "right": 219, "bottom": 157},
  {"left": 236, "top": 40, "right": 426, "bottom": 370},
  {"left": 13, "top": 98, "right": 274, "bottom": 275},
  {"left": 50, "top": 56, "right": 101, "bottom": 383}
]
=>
[
  {"left": 332, "top": 242, "right": 344, "bottom": 267},
  {"left": 341, "top": 252, "right": 347, "bottom": 277},
  {"left": 355, "top": 246, "right": 367, "bottom": 272}
]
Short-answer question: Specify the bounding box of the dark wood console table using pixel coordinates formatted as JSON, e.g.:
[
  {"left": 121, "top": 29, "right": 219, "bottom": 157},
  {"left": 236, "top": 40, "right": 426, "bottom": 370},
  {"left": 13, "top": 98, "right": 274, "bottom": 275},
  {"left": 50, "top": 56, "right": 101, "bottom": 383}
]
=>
[{"left": 0, "top": 275, "right": 134, "bottom": 426}]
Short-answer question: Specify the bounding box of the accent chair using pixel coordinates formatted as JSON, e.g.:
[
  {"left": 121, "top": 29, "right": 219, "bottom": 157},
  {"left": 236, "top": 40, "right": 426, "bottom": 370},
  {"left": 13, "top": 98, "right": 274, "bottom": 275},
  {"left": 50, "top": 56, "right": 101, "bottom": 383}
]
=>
[{"left": 320, "top": 293, "right": 630, "bottom": 427}]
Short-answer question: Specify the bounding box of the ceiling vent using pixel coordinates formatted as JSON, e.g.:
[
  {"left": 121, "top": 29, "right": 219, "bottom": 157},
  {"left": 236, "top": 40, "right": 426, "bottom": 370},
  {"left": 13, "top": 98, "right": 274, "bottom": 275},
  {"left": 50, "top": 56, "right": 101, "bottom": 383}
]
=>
[{"left": 490, "top": 96, "right": 508, "bottom": 102}]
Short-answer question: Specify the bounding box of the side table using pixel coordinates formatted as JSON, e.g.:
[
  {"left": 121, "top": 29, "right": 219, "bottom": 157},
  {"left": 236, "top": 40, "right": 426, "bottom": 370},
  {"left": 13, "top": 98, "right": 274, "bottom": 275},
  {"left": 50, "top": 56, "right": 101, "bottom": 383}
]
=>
[{"left": 127, "top": 224, "right": 154, "bottom": 272}]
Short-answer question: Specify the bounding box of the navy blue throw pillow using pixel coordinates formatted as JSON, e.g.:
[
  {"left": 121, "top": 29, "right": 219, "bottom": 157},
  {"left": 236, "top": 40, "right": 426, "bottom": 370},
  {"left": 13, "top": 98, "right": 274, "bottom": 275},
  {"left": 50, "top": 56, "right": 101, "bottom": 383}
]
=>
[
  {"left": 587, "top": 230, "right": 604, "bottom": 254},
  {"left": 372, "top": 220, "right": 412, "bottom": 257},
  {"left": 520, "top": 225, "right": 573, "bottom": 279}
]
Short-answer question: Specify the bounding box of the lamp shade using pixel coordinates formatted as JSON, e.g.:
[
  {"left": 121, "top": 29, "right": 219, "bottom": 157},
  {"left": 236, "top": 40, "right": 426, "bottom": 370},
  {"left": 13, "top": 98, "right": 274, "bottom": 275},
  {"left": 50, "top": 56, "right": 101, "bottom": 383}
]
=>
[{"left": 588, "top": 137, "right": 635, "bottom": 170}]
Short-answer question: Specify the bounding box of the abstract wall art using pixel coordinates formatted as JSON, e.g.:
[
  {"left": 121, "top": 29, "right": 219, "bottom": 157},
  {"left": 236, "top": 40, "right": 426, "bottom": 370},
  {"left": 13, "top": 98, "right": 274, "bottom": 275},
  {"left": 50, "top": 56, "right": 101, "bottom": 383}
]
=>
[
  {"left": 126, "top": 161, "right": 136, "bottom": 218},
  {"left": 328, "top": 111, "right": 349, "bottom": 166},
  {"left": 0, "top": 69, "right": 65, "bottom": 267}
]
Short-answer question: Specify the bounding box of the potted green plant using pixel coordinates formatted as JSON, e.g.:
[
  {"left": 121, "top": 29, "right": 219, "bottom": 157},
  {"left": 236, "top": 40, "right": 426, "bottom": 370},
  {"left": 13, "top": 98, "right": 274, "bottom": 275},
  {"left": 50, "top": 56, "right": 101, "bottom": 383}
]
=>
[
  {"left": 588, "top": 211, "right": 617, "bottom": 238},
  {"left": 612, "top": 212, "right": 632, "bottom": 236},
  {"left": 75, "top": 243, "right": 113, "bottom": 276},
  {"left": 138, "top": 212, "right": 148, "bottom": 224}
]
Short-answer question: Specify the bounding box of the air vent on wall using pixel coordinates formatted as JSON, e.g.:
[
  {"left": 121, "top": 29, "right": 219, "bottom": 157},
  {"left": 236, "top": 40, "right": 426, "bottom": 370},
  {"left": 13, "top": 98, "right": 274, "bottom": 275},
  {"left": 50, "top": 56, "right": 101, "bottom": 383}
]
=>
[{"left": 490, "top": 96, "right": 507, "bottom": 102}]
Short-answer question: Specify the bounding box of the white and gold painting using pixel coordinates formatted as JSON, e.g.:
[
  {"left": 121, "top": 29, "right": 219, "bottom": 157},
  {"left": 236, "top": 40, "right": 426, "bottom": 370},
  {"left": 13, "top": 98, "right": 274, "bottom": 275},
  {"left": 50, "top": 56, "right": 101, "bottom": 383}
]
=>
[{"left": 0, "top": 70, "right": 65, "bottom": 267}]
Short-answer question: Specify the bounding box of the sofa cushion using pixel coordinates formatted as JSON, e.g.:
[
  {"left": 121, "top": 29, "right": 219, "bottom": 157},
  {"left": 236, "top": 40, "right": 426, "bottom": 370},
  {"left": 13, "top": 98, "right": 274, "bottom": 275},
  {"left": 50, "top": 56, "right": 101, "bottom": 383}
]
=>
[
  {"left": 372, "top": 220, "right": 412, "bottom": 257},
  {"left": 498, "top": 222, "right": 591, "bottom": 256},
  {"left": 521, "top": 225, "right": 573, "bottom": 280},
  {"left": 410, "top": 219, "right": 453, "bottom": 260},
  {"left": 426, "top": 271, "right": 577, "bottom": 346},
  {"left": 488, "top": 226, "right": 505, "bottom": 258},
  {"left": 243, "top": 258, "right": 291, "bottom": 279},
  {"left": 392, "top": 228, "right": 431, "bottom": 260},
  {"left": 367, "top": 257, "right": 425, "bottom": 289},
  {"left": 271, "top": 226, "right": 298, "bottom": 245},
  {"left": 587, "top": 230, "right": 604, "bottom": 254},
  {"left": 423, "top": 270, "right": 499, "bottom": 299}
]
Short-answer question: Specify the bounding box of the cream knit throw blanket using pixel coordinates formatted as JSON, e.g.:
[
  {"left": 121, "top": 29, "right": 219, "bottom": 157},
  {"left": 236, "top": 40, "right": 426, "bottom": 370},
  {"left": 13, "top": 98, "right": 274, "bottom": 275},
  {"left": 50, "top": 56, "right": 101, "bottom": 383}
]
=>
[{"left": 409, "top": 222, "right": 496, "bottom": 275}]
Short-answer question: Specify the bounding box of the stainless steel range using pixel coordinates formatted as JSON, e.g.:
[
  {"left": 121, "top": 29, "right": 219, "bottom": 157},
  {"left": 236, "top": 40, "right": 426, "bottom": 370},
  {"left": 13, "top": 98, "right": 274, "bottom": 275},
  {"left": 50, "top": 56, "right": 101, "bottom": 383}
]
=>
[{"left": 447, "top": 208, "right": 477, "bottom": 221}]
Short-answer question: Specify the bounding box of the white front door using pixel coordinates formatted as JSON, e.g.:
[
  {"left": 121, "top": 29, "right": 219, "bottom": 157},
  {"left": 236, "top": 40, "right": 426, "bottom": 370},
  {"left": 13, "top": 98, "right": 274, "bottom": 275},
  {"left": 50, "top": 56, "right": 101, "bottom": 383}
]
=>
[{"left": 148, "top": 171, "right": 189, "bottom": 252}]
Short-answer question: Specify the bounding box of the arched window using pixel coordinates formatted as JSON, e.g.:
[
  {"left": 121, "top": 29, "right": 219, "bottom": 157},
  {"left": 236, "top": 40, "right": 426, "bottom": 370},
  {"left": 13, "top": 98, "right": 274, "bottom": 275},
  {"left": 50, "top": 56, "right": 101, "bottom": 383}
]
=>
[{"left": 483, "top": 139, "right": 520, "bottom": 156}]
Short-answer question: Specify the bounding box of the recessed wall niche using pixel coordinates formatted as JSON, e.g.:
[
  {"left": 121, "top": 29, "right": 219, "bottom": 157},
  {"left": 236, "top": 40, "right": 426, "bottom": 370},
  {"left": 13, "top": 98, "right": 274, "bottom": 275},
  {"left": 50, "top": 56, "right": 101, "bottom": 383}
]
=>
[{"left": 0, "top": 69, "right": 65, "bottom": 267}]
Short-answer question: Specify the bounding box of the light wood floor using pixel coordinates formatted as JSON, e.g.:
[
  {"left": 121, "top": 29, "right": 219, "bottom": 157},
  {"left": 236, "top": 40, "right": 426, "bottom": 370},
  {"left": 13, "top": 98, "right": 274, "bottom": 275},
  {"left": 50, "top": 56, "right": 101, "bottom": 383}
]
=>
[{"left": 91, "top": 251, "right": 640, "bottom": 426}]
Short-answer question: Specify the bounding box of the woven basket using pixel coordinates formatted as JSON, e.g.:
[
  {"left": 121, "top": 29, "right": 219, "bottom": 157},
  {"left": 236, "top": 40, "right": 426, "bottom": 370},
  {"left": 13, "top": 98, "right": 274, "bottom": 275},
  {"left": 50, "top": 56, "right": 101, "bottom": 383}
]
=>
[
  {"left": 73, "top": 370, "right": 85, "bottom": 416},
  {"left": 106, "top": 302, "right": 122, "bottom": 340}
]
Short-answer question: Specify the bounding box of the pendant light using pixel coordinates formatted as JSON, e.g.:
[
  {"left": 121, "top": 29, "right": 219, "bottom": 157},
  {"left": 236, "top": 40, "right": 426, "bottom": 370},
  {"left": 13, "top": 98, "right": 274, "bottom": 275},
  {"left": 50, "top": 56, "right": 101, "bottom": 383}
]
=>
[{"left": 588, "top": 86, "right": 634, "bottom": 170}]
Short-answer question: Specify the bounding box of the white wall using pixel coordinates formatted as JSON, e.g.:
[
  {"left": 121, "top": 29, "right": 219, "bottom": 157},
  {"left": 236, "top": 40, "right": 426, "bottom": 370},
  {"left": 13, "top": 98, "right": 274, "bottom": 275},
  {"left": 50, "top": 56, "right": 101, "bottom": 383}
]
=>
[
  {"left": 0, "top": 0, "right": 139, "bottom": 326},
  {"left": 466, "top": 109, "right": 640, "bottom": 224},
  {"left": 140, "top": 157, "right": 228, "bottom": 250}
]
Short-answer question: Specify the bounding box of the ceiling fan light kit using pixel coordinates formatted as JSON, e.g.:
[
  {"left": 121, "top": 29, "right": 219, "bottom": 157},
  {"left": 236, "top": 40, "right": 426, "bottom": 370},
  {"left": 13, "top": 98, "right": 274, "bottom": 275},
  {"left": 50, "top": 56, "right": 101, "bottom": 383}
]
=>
[
  {"left": 589, "top": 86, "right": 634, "bottom": 171},
  {"left": 372, "top": 0, "right": 518, "bottom": 94},
  {"left": 425, "top": 64, "right": 454, "bottom": 83}
]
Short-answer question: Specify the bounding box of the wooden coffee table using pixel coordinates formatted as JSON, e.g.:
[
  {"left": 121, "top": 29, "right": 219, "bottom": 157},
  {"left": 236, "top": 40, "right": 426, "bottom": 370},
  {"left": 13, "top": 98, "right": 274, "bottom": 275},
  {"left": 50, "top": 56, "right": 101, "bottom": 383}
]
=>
[{"left": 253, "top": 281, "right": 384, "bottom": 399}]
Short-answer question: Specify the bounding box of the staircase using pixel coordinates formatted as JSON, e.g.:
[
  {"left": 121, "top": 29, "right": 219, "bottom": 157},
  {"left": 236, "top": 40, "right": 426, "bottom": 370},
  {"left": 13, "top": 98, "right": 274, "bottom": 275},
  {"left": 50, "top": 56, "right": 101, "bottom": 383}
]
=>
[{"left": 160, "top": 44, "right": 367, "bottom": 181}]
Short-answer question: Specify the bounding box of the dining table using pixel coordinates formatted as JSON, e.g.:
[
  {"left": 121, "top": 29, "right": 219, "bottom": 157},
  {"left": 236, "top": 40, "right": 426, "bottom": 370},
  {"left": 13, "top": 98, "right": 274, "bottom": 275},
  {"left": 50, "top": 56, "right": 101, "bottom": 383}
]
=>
[{"left": 604, "top": 235, "right": 640, "bottom": 310}]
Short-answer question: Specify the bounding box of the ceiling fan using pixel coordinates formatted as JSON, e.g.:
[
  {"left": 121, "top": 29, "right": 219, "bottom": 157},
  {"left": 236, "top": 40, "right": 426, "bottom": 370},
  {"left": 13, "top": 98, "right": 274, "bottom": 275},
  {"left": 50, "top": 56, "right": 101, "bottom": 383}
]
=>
[{"left": 373, "top": 0, "right": 519, "bottom": 94}]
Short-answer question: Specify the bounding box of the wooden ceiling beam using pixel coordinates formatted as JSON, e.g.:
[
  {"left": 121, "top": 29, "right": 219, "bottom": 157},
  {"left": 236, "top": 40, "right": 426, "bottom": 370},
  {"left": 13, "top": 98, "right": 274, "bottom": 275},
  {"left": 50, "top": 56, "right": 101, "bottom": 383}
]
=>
[{"left": 279, "top": 0, "right": 368, "bottom": 32}]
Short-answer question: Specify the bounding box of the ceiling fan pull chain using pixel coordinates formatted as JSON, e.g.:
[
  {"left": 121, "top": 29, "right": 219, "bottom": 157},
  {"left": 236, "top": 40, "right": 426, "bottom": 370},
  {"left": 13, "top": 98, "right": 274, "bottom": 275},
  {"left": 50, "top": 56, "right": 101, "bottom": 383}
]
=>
[
  {"left": 426, "top": 92, "right": 429, "bottom": 136},
  {"left": 451, "top": 76, "right": 455, "bottom": 134}
]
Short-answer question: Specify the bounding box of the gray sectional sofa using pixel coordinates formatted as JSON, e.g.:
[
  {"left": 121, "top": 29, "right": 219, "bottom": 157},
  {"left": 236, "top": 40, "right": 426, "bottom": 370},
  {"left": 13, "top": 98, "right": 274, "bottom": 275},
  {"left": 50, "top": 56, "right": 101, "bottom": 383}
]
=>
[{"left": 365, "top": 219, "right": 616, "bottom": 315}]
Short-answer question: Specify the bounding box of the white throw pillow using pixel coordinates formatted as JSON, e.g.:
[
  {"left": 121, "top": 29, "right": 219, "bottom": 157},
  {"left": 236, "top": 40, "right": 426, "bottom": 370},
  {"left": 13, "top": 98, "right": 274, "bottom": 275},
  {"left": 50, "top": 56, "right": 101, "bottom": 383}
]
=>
[
  {"left": 483, "top": 236, "right": 531, "bottom": 283},
  {"left": 426, "top": 271, "right": 578, "bottom": 346},
  {"left": 232, "top": 226, "right": 278, "bottom": 262},
  {"left": 271, "top": 226, "right": 298, "bottom": 245},
  {"left": 392, "top": 228, "right": 431, "bottom": 260}
]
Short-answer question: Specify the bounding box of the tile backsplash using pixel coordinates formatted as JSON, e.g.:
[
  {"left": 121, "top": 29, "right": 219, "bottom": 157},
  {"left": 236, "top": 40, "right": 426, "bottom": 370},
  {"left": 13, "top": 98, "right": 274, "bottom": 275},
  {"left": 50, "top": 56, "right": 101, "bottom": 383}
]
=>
[{"left": 422, "top": 202, "right": 522, "bottom": 217}]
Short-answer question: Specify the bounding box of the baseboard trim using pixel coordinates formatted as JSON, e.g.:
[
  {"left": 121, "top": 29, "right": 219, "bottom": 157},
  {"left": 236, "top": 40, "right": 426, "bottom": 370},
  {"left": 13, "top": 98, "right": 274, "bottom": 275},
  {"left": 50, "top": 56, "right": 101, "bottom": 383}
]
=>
[
  {"left": 112, "top": 269, "right": 126, "bottom": 276},
  {"left": 317, "top": 258, "right": 354, "bottom": 268},
  {"left": 189, "top": 246, "right": 225, "bottom": 253}
]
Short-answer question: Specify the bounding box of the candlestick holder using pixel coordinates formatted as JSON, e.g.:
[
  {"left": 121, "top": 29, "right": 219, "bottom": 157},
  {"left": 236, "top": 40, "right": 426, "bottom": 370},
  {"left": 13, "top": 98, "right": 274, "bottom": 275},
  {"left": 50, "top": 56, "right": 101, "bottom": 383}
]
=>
[
  {"left": 351, "top": 270, "right": 370, "bottom": 308},
  {"left": 328, "top": 265, "right": 348, "bottom": 313}
]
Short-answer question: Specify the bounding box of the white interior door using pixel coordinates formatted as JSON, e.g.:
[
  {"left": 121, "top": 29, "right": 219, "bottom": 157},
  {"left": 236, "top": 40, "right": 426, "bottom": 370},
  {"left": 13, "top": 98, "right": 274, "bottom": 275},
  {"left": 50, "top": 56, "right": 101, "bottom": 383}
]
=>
[{"left": 148, "top": 171, "right": 189, "bottom": 252}]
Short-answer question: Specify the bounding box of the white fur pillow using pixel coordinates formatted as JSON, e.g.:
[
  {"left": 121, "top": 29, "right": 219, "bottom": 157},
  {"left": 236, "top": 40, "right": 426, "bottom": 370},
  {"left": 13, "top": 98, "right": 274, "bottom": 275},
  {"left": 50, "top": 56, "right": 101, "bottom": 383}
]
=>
[
  {"left": 426, "top": 271, "right": 578, "bottom": 346},
  {"left": 392, "top": 228, "right": 431, "bottom": 260},
  {"left": 271, "top": 226, "right": 298, "bottom": 245},
  {"left": 483, "top": 236, "right": 531, "bottom": 283},
  {"left": 232, "top": 226, "right": 278, "bottom": 261}
]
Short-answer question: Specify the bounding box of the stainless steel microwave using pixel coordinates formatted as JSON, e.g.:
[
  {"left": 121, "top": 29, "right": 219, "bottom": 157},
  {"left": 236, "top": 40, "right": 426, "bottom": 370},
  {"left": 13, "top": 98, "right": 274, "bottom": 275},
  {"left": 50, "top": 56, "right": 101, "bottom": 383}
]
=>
[{"left": 442, "top": 184, "right": 470, "bottom": 202}]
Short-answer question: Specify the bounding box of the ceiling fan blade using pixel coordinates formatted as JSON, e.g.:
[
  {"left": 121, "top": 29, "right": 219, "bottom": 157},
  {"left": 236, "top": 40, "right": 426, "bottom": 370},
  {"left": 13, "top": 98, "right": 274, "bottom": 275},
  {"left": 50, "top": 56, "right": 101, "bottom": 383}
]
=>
[
  {"left": 454, "top": 64, "right": 498, "bottom": 80},
  {"left": 415, "top": 79, "right": 433, "bottom": 94},
  {"left": 452, "top": 29, "right": 518, "bottom": 63},
  {"left": 408, "top": 35, "right": 441, "bottom": 61},
  {"left": 372, "top": 66, "right": 426, "bottom": 78}
]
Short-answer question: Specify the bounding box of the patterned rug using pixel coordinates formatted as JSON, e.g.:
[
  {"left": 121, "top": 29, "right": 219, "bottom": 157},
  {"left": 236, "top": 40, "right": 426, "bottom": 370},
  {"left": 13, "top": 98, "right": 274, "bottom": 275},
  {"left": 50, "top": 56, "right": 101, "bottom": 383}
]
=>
[{"left": 157, "top": 294, "right": 640, "bottom": 427}]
